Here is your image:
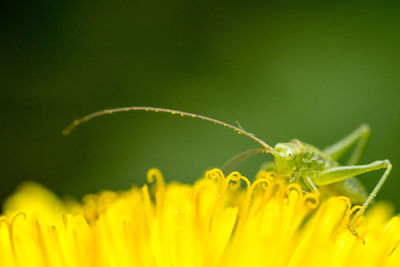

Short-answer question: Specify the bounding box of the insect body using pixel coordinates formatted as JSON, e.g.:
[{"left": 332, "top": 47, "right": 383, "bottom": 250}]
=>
[
  {"left": 63, "top": 107, "right": 391, "bottom": 213},
  {"left": 273, "top": 139, "right": 368, "bottom": 204}
]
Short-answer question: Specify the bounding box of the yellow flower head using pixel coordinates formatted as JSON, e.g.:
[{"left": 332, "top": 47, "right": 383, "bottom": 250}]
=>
[{"left": 1, "top": 169, "right": 400, "bottom": 267}]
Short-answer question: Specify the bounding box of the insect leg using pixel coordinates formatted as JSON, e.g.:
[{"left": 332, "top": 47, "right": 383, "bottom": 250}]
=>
[
  {"left": 302, "top": 176, "right": 319, "bottom": 193},
  {"left": 323, "top": 124, "right": 370, "bottom": 165},
  {"left": 221, "top": 148, "right": 267, "bottom": 175},
  {"left": 314, "top": 160, "right": 392, "bottom": 210}
]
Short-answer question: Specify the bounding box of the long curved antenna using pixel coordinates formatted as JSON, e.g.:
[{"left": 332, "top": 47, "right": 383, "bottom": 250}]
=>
[
  {"left": 222, "top": 148, "right": 268, "bottom": 175},
  {"left": 62, "top": 106, "right": 275, "bottom": 153}
]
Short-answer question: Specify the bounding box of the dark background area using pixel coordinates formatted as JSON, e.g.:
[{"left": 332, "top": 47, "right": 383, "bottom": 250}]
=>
[{"left": 1, "top": 1, "right": 400, "bottom": 210}]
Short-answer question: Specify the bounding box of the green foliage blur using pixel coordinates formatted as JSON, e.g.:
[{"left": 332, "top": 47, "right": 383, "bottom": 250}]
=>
[{"left": 1, "top": 1, "right": 400, "bottom": 210}]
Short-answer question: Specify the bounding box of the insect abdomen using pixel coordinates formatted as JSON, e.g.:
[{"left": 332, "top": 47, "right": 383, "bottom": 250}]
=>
[{"left": 320, "top": 177, "right": 368, "bottom": 204}]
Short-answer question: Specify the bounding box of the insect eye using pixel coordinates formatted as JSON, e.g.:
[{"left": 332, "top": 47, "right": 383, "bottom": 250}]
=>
[{"left": 287, "top": 150, "right": 294, "bottom": 158}]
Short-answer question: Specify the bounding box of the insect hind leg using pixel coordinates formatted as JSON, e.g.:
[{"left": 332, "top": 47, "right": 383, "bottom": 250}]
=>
[
  {"left": 361, "top": 160, "right": 392, "bottom": 211},
  {"left": 315, "top": 159, "right": 391, "bottom": 242},
  {"left": 323, "top": 124, "right": 370, "bottom": 165},
  {"left": 315, "top": 159, "right": 392, "bottom": 211}
]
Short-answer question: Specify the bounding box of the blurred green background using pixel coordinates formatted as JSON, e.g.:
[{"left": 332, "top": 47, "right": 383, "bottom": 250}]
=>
[{"left": 1, "top": 1, "right": 400, "bottom": 211}]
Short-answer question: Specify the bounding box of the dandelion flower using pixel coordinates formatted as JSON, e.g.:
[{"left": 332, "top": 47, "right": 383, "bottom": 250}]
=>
[{"left": 1, "top": 168, "right": 400, "bottom": 267}]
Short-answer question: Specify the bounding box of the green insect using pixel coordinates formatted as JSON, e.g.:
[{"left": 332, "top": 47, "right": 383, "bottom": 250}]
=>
[{"left": 63, "top": 106, "right": 391, "bottom": 226}]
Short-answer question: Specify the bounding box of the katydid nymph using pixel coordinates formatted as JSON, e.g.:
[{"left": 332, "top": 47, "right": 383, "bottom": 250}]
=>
[{"left": 63, "top": 106, "right": 392, "bottom": 238}]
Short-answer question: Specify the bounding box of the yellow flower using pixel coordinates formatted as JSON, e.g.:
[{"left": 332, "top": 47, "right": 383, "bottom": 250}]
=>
[{"left": 1, "top": 169, "right": 400, "bottom": 267}]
